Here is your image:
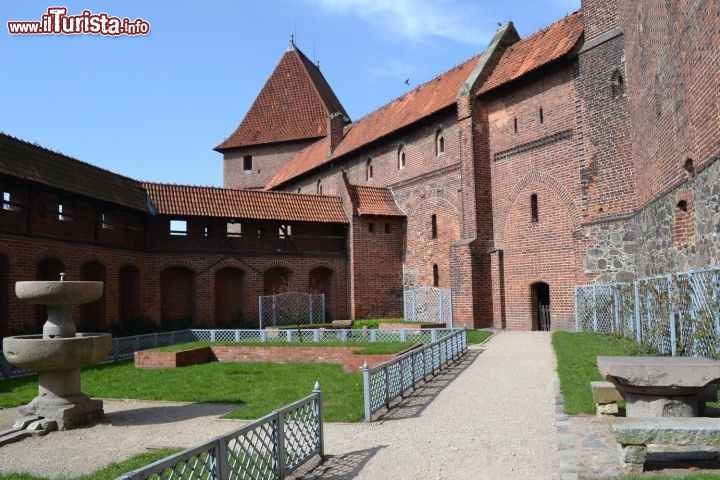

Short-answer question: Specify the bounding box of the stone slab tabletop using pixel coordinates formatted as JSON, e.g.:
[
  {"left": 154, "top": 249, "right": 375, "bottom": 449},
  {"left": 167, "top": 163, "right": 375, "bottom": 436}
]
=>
[{"left": 597, "top": 356, "right": 720, "bottom": 392}]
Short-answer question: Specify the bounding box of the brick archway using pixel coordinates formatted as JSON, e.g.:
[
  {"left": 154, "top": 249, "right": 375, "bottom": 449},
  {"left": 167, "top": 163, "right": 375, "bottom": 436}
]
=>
[
  {"left": 309, "top": 267, "right": 334, "bottom": 322},
  {"left": 214, "top": 267, "right": 249, "bottom": 327},
  {"left": 160, "top": 266, "right": 195, "bottom": 326},
  {"left": 119, "top": 264, "right": 141, "bottom": 321},
  {"left": 80, "top": 261, "right": 106, "bottom": 328},
  {"left": 0, "top": 253, "right": 8, "bottom": 337}
]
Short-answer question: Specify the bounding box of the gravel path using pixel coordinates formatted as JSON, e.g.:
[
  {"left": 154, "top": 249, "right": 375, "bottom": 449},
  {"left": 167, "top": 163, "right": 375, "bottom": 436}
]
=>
[
  {"left": 307, "top": 331, "right": 559, "bottom": 479},
  {"left": 0, "top": 331, "right": 560, "bottom": 479}
]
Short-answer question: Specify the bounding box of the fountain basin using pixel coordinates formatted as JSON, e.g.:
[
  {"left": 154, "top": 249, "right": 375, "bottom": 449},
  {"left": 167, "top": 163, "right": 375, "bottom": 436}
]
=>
[
  {"left": 15, "top": 281, "right": 103, "bottom": 305},
  {"left": 3, "top": 333, "right": 111, "bottom": 371}
]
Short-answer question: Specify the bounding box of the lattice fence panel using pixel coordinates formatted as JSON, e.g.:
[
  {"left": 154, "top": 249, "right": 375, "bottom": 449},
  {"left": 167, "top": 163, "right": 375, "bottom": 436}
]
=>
[
  {"left": 404, "top": 287, "right": 453, "bottom": 326},
  {"left": 637, "top": 276, "right": 672, "bottom": 355},
  {"left": 225, "top": 421, "right": 277, "bottom": 480},
  {"left": 675, "top": 270, "right": 720, "bottom": 359},
  {"left": 282, "top": 402, "right": 319, "bottom": 471},
  {"left": 258, "top": 293, "right": 324, "bottom": 328}
]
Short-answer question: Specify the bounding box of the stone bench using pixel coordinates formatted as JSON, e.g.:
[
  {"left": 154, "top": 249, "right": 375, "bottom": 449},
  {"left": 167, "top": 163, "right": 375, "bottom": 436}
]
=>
[
  {"left": 591, "top": 381, "right": 624, "bottom": 416},
  {"left": 610, "top": 417, "right": 720, "bottom": 473}
]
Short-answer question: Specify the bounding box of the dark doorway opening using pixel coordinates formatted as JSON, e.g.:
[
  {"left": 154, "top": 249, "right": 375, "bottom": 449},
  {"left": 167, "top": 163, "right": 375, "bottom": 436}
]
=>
[{"left": 531, "top": 282, "right": 551, "bottom": 331}]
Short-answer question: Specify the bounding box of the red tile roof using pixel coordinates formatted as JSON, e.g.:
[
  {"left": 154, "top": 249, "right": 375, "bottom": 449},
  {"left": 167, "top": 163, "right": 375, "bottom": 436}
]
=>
[
  {"left": 0, "top": 132, "right": 148, "bottom": 211},
  {"left": 479, "top": 12, "right": 583, "bottom": 94},
  {"left": 266, "top": 54, "right": 483, "bottom": 189},
  {"left": 215, "top": 43, "right": 348, "bottom": 151},
  {"left": 347, "top": 184, "right": 405, "bottom": 217},
  {"left": 142, "top": 182, "right": 348, "bottom": 224}
]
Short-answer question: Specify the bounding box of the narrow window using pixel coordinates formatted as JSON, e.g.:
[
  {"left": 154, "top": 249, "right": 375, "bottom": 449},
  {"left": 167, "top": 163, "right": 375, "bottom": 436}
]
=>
[
  {"left": 279, "top": 224, "right": 292, "bottom": 238},
  {"left": 369, "top": 222, "right": 375, "bottom": 233},
  {"left": 203, "top": 226, "right": 209, "bottom": 237},
  {"left": 513, "top": 117, "right": 518, "bottom": 133},
  {"left": 257, "top": 227, "right": 265, "bottom": 239},
  {"left": 57, "top": 203, "right": 71, "bottom": 221},
  {"left": 101, "top": 212, "right": 112, "bottom": 229},
  {"left": 398, "top": 145, "right": 406, "bottom": 169},
  {"left": 297, "top": 187, "right": 301, "bottom": 193},
  {"left": 2, "top": 191, "right": 10, "bottom": 211},
  {"left": 539, "top": 108, "right": 544, "bottom": 124},
  {"left": 243, "top": 155, "right": 252, "bottom": 171},
  {"left": 435, "top": 129, "right": 445, "bottom": 156},
  {"left": 433, "top": 264, "right": 439, "bottom": 287},
  {"left": 366, "top": 158, "right": 373, "bottom": 181},
  {"left": 611, "top": 70, "right": 625, "bottom": 98},
  {"left": 531, "top": 194, "right": 538, "bottom": 223},
  {"left": 316, "top": 178, "right": 323, "bottom": 194},
  {"left": 170, "top": 219, "right": 187, "bottom": 236},
  {"left": 384, "top": 223, "right": 390, "bottom": 233},
  {"left": 676, "top": 200, "right": 688, "bottom": 212},
  {"left": 683, "top": 158, "right": 695, "bottom": 176},
  {"left": 431, "top": 214, "right": 437, "bottom": 239}
]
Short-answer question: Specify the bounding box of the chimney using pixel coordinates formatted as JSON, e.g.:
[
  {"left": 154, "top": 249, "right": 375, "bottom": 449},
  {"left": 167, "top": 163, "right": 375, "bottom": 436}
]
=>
[{"left": 328, "top": 112, "right": 345, "bottom": 152}]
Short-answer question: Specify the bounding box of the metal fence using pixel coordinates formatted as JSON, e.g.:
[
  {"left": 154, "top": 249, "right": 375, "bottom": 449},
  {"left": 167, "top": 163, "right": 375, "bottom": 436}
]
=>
[
  {"left": 403, "top": 286, "right": 453, "bottom": 327},
  {"left": 259, "top": 292, "right": 325, "bottom": 329},
  {"left": 118, "top": 383, "right": 323, "bottom": 480},
  {"left": 1, "top": 328, "right": 461, "bottom": 380},
  {"left": 362, "top": 328, "right": 467, "bottom": 422},
  {"left": 575, "top": 267, "right": 720, "bottom": 358}
]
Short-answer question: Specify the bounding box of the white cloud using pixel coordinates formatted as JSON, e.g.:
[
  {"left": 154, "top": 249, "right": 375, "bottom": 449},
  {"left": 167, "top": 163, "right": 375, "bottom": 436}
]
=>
[{"left": 309, "top": 0, "right": 490, "bottom": 45}]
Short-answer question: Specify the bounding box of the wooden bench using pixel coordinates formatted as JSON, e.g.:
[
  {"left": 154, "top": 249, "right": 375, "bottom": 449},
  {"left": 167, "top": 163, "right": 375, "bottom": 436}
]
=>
[{"left": 610, "top": 417, "right": 720, "bottom": 473}]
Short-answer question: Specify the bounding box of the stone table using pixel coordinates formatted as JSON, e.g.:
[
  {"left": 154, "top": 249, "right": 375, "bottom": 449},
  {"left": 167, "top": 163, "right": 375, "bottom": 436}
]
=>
[{"left": 597, "top": 356, "right": 720, "bottom": 417}]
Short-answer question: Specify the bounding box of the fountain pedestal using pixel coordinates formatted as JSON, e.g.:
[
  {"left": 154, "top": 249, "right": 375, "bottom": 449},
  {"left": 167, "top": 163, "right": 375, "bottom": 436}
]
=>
[{"left": 2, "top": 280, "right": 111, "bottom": 430}]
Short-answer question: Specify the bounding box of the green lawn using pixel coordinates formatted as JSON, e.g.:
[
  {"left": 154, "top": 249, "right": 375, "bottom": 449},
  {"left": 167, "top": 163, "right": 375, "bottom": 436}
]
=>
[
  {"left": 151, "top": 340, "right": 417, "bottom": 355},
  {"left": 0, "top": 359, "right": 365, "bottom": 422},
  {"left": 0, "top": 448, "right": 180, "bottom": 480},
  {"left": 614, "top": 474, "right": 720, "bottom": 480},
  {"left": 466, "top": 329, "right": 493, "bottom": 345}
]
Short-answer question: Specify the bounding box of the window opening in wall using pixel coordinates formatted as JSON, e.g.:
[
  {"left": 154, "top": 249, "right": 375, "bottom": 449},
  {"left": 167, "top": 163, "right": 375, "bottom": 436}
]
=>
[
  {"left": 203, "top": 226, "right": 209, "bottom": 237},
  {"left": 2, "top": 191, "right": 14, "bottom": 211},
  {"left": 257, "top": 227, "right": 265, "bottom": 239},
  {"left": 227, "top": 220, "right": 242, "bottom": 237},
  {"left": 539, "top": 108, "right": 544, "bottom": 124},
  {"left": 366, "top": 158, "right": 373, "bottom": 181},
  {"left": 513, "top": 117, "right": 518, "bottom": 133},
  {"left": 676, "top": 200, "right": 688, "bottom": 212},
  {"left": 384, "top": 223, "right": 390, "bottom": 233},
  {"left": 433, "top": 264, "right": 439, "bottom": 287},
  {"left": 101, "top": 213, "right": 113, "bottom": 229},
  {"left": 369, "top": 222, "right": 375, "bottom": 233},
  {"left": 435, "top": 129, "right": 445, "bottom": 156},
  {"left": 57, "top": 203, "right": 71, "bottom": 221},
  {"left": 243, "top": 155, "right": 252, "bottom": 171},
  {"left": 278, "top": 224, "right": 292, "bottom": 238},
  {"left": 297, "top": 187, "right": 301, "bottom": 193},
  {"left": 170, "top": 219, "right": 187, "bottom": 236},
  {"left": 611, "top": 70, "right": 625, "bottom": 98},
  {"left": 683, "top": 158, "right": 695, "bottom": 177},
  {"left": 431, "top": 214, "right": 437, "bottom": 239},
  {"left": 398, "top": 145, "right": 406, "bottom": 169},
  {"left": 317, "top": 178, "right": 322, "bottom": 195},
  {"left": 531, "top": 194, "right": 538, "bottom": 222}
]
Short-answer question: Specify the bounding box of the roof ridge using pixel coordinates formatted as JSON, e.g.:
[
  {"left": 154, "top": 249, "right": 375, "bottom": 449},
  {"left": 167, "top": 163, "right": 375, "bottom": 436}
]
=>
[
  {"left": 292, "top": 46, "right": 349, "bottom": 119},
  {"left": 143, "top": 180, "right": 340, "bottom": 199},
  {"left": 343, "top": 53, "right": 482, "bottom": 130},
  {"left": 1, "top": 131, "right": 140, "bottom": 185}
]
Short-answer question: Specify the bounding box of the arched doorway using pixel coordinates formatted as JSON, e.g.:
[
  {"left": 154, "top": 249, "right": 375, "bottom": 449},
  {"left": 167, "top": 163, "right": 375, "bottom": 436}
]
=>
[
  {"left": 309, "top": 267, "right": 334, "bottom": 322},
  {"left": 214, "top": 267, "right": 249, "bottom": 327},
  {"left": 531, "top": 282, "right": 551, "bottom": 331},
  {"left": 80, "top": 261, "right": 106, "bottom": 329},
  {"left": 160, "top": 267, "right": 195, "bottom": 327},
  {"left": 263, "top": 267, "right": 290, "bottom": 295}
]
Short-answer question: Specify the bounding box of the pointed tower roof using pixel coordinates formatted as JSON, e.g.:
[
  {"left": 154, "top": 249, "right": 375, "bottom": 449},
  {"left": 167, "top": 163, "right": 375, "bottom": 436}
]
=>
[{"left": 215, "top": 38, "right": 349, "bottom": 151}]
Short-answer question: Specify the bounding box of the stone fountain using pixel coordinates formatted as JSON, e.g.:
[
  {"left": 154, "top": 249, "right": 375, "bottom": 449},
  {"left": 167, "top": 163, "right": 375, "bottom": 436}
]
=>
[{"left": 2, "top": 274, "right": 112, "bottom": 433}]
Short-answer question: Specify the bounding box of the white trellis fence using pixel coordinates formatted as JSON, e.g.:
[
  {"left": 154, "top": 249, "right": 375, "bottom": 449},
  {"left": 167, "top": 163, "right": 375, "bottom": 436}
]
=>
[
  {"left": 259, "top": 292, "right": 325, "bottom": 329},
  {"left": 404, "top": 287, "right": 452, "bottom": 327},
  {"left": 575, "top": 267, "right": 720, "bottom": 358}
]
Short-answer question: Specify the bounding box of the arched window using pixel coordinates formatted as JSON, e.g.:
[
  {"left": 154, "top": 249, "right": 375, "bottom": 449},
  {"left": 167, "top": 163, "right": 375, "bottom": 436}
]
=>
[
  {"left": 316, "top": 178, "right": 323, "bottom": 195},
  {"left": 435, "top": 129, "right": 445, "bottom": 156},
  {"left": 398, "top": 145, "right": 406, "bottom": 169},
  {"left": 366, "top": 158, "right": 373, "bottom": 181},
  {"left": 433, "top": 264, "right": 439, "bottom": 287}
]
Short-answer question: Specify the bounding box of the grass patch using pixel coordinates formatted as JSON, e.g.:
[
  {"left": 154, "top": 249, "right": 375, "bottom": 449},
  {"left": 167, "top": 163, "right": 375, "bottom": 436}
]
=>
[
  {"left": 466, "top": 329, "right": 493, "bottom": 345},
  {"left": 152, "top": 340, "right": 415, "bottom": 354},
  {"left": 352, "top": 318, "right": 405, "bottom": 329},
  {"left": 614, "top": 474, "right": 720, "bottom": 480},
  {"left": 0, "top": 359, "right": 364, "bottom": 422},
  {"left": 0, "top": 448, "right": 180, "bottom": 480},
  {"left": 552, "top": 332, "right": 649, "bottom": 415}
]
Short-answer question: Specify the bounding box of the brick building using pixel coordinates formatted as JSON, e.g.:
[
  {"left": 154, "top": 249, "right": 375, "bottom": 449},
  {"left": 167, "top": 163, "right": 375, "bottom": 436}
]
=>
[{"left": 2, "top": 0, "right": 718, "bottom": 335}]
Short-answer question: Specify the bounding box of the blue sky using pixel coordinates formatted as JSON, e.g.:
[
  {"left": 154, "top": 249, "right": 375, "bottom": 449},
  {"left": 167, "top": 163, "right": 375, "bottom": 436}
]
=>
[{"left": 1, "top": 0, "right": 580, "bottom": 187}]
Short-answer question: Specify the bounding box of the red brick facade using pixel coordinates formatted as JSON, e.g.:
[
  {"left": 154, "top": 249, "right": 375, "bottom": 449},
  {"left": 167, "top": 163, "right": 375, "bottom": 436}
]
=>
[{"left": 3, "top": 0, "right": 717, "bottom": 335}]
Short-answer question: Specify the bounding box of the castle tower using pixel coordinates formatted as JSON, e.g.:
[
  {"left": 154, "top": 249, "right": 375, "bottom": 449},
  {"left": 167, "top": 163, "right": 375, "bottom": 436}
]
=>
[{"left": 216, "top": 37, "right": 349, "bottom": 190}]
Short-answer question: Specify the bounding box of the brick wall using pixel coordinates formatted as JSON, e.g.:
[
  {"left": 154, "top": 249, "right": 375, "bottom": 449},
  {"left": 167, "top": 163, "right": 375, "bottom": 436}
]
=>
[{"left": 223, "top": 139, "right": 318, "bottom": 190}]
